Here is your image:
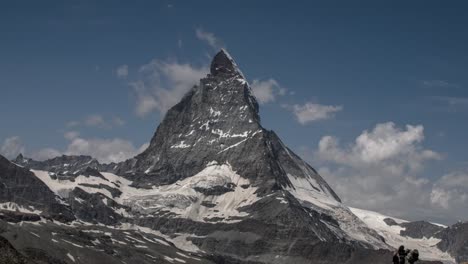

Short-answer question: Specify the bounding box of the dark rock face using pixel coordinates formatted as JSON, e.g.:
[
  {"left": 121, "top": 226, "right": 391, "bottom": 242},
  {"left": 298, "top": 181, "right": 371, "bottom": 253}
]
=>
[
  {"left": 0, "top": 236, "right": 27, "bottom": 264},
  {"left": 383, "top": 218, "right": 445, "bottom": 239},
  {"left": 0, "top": 219, "right": 213, "bottom": 264},
  {"left": 399, "top": 221, "right": 445, "bottom": 239},
  {"left": 0, "top": 211, "right": 41, "bottom": 223},
  {"left": 22, "top": 247, "right": 68, "bottom": 264},
  {"left": 68, "top": 187, "right": 124, "bottom": 225},
  {"left": 436, "top": 221, "right": 468, "bottom": 263},
  {"left": 383, "top": 218, "right": 399, "bottom": 226},
  {"left": 77, "top": 183, "right": 122, "bottom": 198},
  {"left": 0, "top": 155, "right": 74, "bottom": 222},
  {"left": 13, "top": 154, "right": 105, "bottom": 180}
]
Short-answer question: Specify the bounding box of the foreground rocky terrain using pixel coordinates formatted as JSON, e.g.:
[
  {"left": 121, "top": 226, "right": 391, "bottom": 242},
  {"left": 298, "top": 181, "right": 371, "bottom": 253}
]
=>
[{"left": 1, "top": 50, "right": 465, "bottom": 263}]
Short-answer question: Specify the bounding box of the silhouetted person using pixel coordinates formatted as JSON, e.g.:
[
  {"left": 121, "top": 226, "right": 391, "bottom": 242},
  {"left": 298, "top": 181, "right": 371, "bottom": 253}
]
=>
[
  {"left": 407, "top": 249, "right": 419, "bottom": 264},
  {"left": 393, "top": 245, "right": 408, "bottom": 264}
]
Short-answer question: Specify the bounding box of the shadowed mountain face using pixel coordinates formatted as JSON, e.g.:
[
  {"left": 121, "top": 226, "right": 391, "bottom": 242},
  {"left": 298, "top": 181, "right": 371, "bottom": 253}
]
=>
[
  {"left": 2, "top": 50, "right": 463, "bottom": 264},
  {"left": 436, "top": 222, "right": 468, "bottom": 263},
  {"left": 0, "top": 155, "right": 75, "bottom": 223}
]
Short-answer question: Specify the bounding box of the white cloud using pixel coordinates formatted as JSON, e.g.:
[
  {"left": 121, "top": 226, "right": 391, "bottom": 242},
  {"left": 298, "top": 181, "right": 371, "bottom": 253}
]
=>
[
  {"left": 1, "top": 136, "right": 60, "bottom": 161},
  {"left": 423, "top": 80, "right": 450, "bottom": 87},
  {"left": 137, "top": 142, "right": 150, "bottom": 153},
  {"left": 64, "top": 131, "right": 80, "bottom": 140},
  {"left": 66, "top": 121, "right": 80, "bottom": 128},
  {"left": 283, "top": 102, "right": 343, "bottom": 125},
  {"left": 304, "top": 122, "right": 468, "bottom": 223},
  {"left": 195, "top": 28, "right": 223, "bottom": 50},
  {"left": 131, "top": 59, "right": 208, "bottom": 116},
  {"left": 422, "top": 80, "right": 459, "bottom": 88},
  {"left": 112, "top": 117, "right": 126, "bottom": 126},
  {"left": 431, "top": 171, "right": 468, "bottom": 211},
  {"left": 432, "top": 96, "right": 468, "bottom": 106},
  {"left": 30, "top": 148, "right": 61, "bottom": 161},
  {"left": 0, "top": 136, "right": 25, "bottom": 159},
  {"left": 65, "top": 137, "right": 148, "bottom": 163},
  {"left": 85, "top": 114, "right": 106, "bottom": 127},
  {"left": 317, "top": 122, "right": 440, "bottom": 171},
  {"left": 67, "top": 115, "right": 126, "bottom": 129},
  {"left": 116, "top": 64, "right": 129, "bottom": 79},
  {"left": 251, "top": 79, "right": 286, "bottom": 104}
]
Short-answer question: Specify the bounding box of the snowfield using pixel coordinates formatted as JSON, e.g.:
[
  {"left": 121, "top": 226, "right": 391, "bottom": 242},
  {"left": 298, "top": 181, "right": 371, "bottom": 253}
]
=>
[
  {"left": 122, "top": 161, "right": 260, "bottom": 222},
  {"left": 350, "top": 207, "right": 455, "bottom": 263},
  {"left": 32, "top": 161, "right": 259, "bottom": 224}
]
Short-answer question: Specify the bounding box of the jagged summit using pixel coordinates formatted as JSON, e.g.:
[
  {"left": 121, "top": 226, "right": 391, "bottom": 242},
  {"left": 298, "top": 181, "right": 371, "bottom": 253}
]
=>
[
  {"left": 210, "top": 49, "right": 245, "bottom": 78},
  {"left": 112, "top": 49, "right": 342, "bottom": 206},
  {"left": 15, "top": 153, "right": 24, "bottom": 161}
]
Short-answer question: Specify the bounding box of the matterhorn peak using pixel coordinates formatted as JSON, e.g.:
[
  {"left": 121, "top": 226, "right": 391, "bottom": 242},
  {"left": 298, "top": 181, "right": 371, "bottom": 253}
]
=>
[
  {"left": 3, "top": 49, "right": 457, "bottom": 264},
  {"left": 210, "top": 49, "right": 245, "bottom": 78}
]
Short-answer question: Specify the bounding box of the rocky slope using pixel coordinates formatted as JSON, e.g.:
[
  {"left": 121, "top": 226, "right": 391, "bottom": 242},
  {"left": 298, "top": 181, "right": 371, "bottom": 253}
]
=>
[
  {"left": 436, "top": 222, "right": 468, "bottom": 263},
  {"left": 1, "top": 49, "right": 465, "bottom": 264},
  {"left": 0, "top": 155, "right": 74, "bottom": 223}
]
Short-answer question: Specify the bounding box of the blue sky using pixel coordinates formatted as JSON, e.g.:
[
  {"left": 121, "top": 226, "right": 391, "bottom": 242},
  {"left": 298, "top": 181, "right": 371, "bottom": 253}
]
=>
[{"left": 1, "top": 1, "right": 467, "bottom": 224}]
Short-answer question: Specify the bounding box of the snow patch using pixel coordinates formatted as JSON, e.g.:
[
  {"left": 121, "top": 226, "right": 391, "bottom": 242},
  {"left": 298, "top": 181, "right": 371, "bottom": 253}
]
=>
[
  {"left": 67, "top": 253, "right": 75, "bottom": 262},
  {"left": 171, "top": 141, "right": 191, "bottom": 149},
  {"left": 62, "top": 239, "right": 84, "bottom": 248},
  {"left": 211, "top": 129, "right": 249, "bottom": 138},
  {"left": 32, "top": 170, "right": 114, "bottom": 199},
  {"left": 209, "top": 107, "right": 221, "bottom": 117},
  {"left": 218, "top": 138, "right": 249, "bottom": 153},
  {"left": 0, "top": 202, "right": 42, "bottom": 214}
]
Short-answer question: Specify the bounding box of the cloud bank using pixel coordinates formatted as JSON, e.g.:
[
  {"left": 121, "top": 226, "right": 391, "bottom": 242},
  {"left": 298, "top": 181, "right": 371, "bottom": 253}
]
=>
[
  {"left": 1, "top": 135, "right": 147, "bottom": 164},
  {"left": 306, "top": 121, "right": 467, "bottom": 224}
]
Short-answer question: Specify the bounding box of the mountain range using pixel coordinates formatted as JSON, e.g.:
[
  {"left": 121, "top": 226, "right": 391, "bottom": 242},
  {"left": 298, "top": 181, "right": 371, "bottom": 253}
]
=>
[{"left": 1, "top": 50, "right": 466, "bottom": 264}]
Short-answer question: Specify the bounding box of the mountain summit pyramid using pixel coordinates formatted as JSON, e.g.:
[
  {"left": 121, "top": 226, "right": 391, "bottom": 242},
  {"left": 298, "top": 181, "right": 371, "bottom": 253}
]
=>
[
  {"left": 116, "top": 49, "right": 340, "bottom": 201},
  {"left": 4, "top": 50, "right": 460, "bottom": 264},
  {"left": 104, "top": 49, "right": 390, "bottom": 259}
]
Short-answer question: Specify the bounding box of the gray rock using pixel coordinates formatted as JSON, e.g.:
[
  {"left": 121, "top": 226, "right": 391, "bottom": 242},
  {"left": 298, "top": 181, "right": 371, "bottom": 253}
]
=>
[
  {"left": 68, "top": 187, "right": 125, "bottom": 225},
  {"left": 383, "top": 218, "right": 398, "bottom": 226},
  {"left": 383, "top": 218, "right": 446, "bottom": 240},
  {"left": 13, "top": 154, "right": 105, "bottom": 180},
  {"left": 0, "top": 220, "right": 214, "bottom": 264},
  {"left": 77, "top": 183, "right": 122, "bottom": 198},
  {"left": 0, "top": 236, "right": 27, "bottom": 264},
  {"left": 399, "top": 221, "right": 445, "bottom": 239},
  {"left": 436, "top": 221, "right": 468, "bottom": 263},
  {"left": 0, "top": 155, "right": 74, "bottom": 222}
]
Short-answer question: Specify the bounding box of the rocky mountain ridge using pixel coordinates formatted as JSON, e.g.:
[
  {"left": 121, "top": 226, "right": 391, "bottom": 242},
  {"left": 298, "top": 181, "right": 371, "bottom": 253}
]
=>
[{"left": 1, "top": 49, "right": 464, "bottom": 264}]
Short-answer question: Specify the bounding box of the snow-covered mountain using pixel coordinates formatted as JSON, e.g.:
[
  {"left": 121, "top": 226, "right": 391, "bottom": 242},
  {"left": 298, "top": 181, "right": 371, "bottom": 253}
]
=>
[{"left": 1, "top": 50, "right": 465, "bottom": 264}]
